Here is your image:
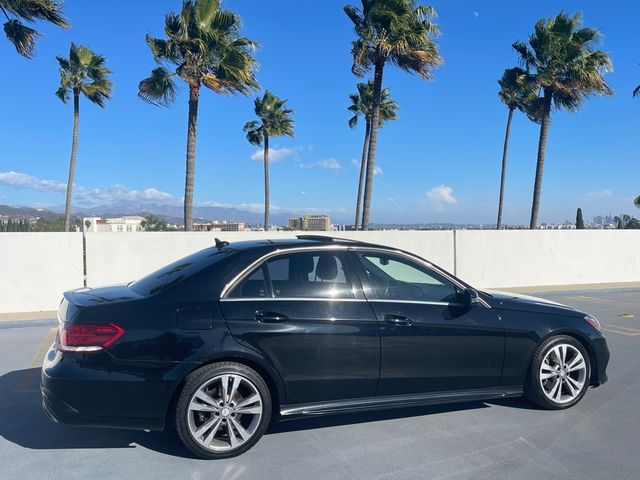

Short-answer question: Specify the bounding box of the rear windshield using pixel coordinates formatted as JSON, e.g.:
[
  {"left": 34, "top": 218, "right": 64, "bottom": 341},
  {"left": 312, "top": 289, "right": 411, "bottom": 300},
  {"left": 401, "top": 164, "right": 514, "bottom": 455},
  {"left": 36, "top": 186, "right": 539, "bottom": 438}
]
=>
[{"left": 129, "top": 248, "right": 232, "bottom": 296}]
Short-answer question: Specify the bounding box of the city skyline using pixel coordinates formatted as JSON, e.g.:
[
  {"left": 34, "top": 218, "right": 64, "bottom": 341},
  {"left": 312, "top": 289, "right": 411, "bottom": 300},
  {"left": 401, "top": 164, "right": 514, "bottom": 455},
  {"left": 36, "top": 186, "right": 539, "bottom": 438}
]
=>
[{"left": 1, "top": 0, "right": 639, "bottom": 225}]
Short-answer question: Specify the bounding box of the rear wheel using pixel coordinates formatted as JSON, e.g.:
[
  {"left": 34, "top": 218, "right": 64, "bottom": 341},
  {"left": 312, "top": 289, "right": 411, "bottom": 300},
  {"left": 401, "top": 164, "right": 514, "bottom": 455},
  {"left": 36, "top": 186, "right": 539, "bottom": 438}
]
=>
[
  {"left": 175, "top": 362, "right": 271, "bottom": 459},
  {"left": 525, "top": 335, "right": 590, "bottom": 409}
]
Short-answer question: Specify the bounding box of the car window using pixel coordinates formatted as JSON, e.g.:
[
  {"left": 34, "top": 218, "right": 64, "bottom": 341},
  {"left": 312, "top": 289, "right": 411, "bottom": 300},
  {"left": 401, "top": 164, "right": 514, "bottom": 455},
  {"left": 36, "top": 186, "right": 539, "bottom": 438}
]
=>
[
  {"left": 356, "top": 253, "right": 459, "bottom": 303},
  {"left": 228, "top": 266, "right": 269, "bottom": 298},
  {"left": 268, "top": 252, "right": 353, "bottom": 299},
  {"left": 130, "top": 248, "right": 230, "bottom": 296},
  {"left": 229, "top": 251, "right": 354, "bottom": 299}
]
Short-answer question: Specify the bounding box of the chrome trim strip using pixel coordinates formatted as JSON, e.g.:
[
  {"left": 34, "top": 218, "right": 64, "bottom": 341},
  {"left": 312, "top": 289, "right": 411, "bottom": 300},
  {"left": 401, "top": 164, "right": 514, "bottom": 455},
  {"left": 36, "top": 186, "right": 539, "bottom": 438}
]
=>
[
  {"left": 368, "top": 299, "right": 464, "bottom": 307},
  {"left": 220, "top": 297, "right": 366, "bottom": 303},
  {"left": 280, "top": 387, "right": 523, "bottom": 416}
]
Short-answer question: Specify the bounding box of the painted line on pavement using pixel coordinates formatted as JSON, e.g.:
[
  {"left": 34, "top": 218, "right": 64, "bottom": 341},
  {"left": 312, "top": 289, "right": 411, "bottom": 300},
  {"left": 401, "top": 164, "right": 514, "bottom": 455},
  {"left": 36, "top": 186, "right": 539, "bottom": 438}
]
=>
[{"left": 29, "top": 327, "right": 57, "bottom": 368}]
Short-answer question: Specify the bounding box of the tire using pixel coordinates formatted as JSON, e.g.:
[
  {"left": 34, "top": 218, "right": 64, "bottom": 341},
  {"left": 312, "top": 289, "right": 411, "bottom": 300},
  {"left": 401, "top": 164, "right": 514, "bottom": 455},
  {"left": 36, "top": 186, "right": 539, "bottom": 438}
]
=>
[
  {"left": 175, "top": 362, "right": 272, "bottom": 459},
  {"left": 524, "top": 335, "right": 591, "bottom": 410}
]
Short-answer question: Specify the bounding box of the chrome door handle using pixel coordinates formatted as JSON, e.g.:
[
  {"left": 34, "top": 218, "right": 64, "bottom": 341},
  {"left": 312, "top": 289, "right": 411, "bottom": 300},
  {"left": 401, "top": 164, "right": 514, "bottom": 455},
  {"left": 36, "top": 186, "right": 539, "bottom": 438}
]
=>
[
  {"left": 255, "top": 311, "right": 289, "bottom": 323},
  {"left": 384, "top": 314, "right": 413, "bottom": 326}
]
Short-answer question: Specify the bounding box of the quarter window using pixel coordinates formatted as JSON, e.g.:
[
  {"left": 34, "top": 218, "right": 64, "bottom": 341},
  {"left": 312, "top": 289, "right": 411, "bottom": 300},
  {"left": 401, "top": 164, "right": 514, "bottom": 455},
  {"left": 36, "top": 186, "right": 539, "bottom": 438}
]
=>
[{"left": 356, "top": 253, "right": 460, "bottom": 303}]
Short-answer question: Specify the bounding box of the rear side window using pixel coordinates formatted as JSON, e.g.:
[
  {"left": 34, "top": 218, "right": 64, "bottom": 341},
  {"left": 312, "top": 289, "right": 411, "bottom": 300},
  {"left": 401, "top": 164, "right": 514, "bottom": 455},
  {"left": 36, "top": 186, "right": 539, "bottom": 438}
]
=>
[
  {"left": 229, "top": 251, "right": 354, "bottom": 299},
  {"left": 130, "top": 248, "right": 230, "bottom": 296}
]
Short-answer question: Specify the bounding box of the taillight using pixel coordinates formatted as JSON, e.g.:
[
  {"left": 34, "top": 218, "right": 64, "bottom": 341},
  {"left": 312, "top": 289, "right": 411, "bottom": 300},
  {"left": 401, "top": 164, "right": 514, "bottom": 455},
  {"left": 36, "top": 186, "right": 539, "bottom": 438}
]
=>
[{"left": 58, "top": 323, "right": 124, "bottom": 352}]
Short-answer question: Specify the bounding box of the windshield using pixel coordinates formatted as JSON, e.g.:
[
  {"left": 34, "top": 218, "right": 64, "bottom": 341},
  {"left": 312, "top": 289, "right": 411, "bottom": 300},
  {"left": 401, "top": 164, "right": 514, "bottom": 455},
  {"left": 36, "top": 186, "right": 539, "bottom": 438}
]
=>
[{"left": 129, "top": 248, "right": 231, "bottom": 296}]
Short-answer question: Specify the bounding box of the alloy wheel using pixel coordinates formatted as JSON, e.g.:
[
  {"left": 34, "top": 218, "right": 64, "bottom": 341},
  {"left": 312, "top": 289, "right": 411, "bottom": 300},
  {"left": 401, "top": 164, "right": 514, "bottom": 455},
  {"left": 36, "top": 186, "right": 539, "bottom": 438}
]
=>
[
  {"left": 539, "top": 343, "right": 587, "bottom": 404},
  {"left": 186, "top": 373, "right": 263, "bottom": 452}
]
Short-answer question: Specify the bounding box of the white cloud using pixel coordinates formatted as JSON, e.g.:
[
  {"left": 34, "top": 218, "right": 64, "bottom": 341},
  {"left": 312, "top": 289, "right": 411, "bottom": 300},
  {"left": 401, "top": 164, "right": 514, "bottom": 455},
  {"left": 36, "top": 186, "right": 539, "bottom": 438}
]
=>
[
  {"left": 0, "top": 171, "right": 66, "bottom": 193},
  {"left": 0, "top": 170, "right": 179, "bottom": 208},
  {"left": 250, "top": 147, "right": 300, "bottom": 163},
  {"left": 426, "top": 185, "right": 458, "bottom": 205},
  {"left": 373, "top": 166, "right": 383, "bottom": 176},
  {"left": 472, "top": 11, "right": 479, "bottom": 18},
  {"left": 1, "top": 170, "right": 348, "bottom": 218},
  {"left": 586, "top": 188, "right": 612, "bottom": 198},
  {"left": 314, "top": 158, "right": 342, "bottom": 170},
  {"left": 351, "top": 158, "right": 360, "bottom": 167}
]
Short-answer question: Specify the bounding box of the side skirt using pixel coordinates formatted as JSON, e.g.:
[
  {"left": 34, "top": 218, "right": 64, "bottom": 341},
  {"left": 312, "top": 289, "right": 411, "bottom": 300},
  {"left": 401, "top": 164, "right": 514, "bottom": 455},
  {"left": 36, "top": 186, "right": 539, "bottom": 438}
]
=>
[{"left": 280, "top": 387, "right": 523, "bottom": 417}]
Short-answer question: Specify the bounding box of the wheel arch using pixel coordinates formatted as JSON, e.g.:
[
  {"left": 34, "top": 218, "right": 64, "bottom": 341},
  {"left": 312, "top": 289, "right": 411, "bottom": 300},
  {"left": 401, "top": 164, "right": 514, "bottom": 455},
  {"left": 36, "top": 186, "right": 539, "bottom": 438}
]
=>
[
  {"left": 530, "top": 329, "right": 599, "bottom": 386},
  {"left": 165, "top": 351, "right": 286, "bottom": 429}
]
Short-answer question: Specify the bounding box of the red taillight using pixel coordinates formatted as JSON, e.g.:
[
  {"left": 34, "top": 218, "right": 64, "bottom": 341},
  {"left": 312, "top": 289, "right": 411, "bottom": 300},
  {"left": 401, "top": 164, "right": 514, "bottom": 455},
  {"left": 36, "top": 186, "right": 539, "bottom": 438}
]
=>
[{"left": 58, "top": 323, "right": 124, "bottom": 352}]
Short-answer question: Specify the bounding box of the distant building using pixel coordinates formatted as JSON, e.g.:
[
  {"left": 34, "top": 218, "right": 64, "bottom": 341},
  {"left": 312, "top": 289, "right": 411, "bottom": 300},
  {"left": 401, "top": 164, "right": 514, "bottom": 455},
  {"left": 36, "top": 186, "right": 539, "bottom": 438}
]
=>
[
  {"left": 82, "top": 216, "right": 145, "bottom": 233},
  {"left": 194, "top": 221, "right": 249, "bottom": 232},
  {"left": 289, "top": 215, "right": 331, "bottom": 231}
]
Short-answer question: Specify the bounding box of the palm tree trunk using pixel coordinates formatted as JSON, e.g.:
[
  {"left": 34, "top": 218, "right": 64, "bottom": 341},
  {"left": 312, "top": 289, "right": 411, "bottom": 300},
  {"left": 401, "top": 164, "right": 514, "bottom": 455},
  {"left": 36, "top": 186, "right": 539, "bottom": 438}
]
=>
[
  {"left": 529, "top": 91, "right": 553, "bottom": 229},
  {"left": 184, "top": 83, "right": 200, "bottom": 231},
  {"left": 496, "top": 107, "right": 514, "bottom": 230},
  {"left": 263, "top": 134, "right": 270, "bottom": 231},
  {"left": 361, "top": 58, "right": 385, "bottom": 231},
  {"left": 63, "top": 91, "right": 80, "bottom": 232},
  {"left": 354, "top": 120, "right": 371, "bottom": 230}
]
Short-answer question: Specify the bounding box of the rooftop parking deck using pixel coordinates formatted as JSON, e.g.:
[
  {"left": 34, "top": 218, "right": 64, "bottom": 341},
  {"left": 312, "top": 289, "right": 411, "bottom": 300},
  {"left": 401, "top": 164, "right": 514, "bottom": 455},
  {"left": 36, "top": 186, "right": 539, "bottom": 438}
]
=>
[{"left": 1, "top": 287, "right": 639, "bottom": 480}]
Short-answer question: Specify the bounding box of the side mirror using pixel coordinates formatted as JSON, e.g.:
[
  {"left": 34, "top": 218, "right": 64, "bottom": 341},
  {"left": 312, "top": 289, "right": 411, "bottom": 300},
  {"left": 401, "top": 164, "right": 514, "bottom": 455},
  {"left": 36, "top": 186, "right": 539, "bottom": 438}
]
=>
[{"left": 463, "top": 288, "right": 481, "bottom": 308}]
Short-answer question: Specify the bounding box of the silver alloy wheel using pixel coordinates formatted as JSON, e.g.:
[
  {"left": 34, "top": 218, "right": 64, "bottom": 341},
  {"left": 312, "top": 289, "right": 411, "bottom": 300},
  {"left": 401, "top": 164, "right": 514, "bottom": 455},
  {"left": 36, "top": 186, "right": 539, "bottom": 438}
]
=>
[
  {"left": 539, "top": 343, "right": 587, "bottom": 404},
  {"left": 187, "top": 373, "right": 263, "bottom": 452}
]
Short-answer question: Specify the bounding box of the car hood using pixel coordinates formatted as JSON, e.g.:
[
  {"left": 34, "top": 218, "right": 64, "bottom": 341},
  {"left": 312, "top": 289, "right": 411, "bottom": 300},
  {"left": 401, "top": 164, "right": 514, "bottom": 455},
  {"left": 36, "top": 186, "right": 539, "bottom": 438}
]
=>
[
  {"left": 482, "top": 290, "right": 579, "bottom": 316},
  {"left": 65, "top": 284, "right": 143, "bottom": 307}
]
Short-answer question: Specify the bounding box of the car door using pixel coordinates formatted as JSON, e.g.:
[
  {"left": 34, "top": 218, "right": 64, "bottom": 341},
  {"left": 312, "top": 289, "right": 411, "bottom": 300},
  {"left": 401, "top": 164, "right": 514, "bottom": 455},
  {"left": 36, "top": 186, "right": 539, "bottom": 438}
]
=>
[
  {"left": 351, "top": 250, "right": 504, "bottom": 396},
  {"left": 220, "top": 249, "right": 380, "bottom": 405}
]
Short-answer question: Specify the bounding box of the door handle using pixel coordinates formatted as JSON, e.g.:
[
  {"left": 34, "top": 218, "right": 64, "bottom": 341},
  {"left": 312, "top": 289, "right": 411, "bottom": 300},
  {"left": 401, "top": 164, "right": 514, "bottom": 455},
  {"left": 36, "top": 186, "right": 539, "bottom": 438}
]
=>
[
  {"left": 384, "top": 314, "right": 413, "bottom": 326},
  {"left": 255, "top": 311, "right": 289, "bottom": 323}
]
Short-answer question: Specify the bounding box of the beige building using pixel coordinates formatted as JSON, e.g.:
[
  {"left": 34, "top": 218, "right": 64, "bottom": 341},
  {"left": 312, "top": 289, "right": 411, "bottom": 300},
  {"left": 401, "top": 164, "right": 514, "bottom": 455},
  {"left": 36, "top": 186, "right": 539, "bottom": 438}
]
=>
[
  {"left": 289, "top": 215, "right": 331, "bottom": 231},
  {"left": 194, "top": 221, "right": 249, "bottom": 232}
]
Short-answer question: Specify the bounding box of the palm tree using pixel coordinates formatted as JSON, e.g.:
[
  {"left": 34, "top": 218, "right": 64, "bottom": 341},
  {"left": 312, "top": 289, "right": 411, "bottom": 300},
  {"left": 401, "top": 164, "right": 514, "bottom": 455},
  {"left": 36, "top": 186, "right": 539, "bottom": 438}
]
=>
[
  {"left": 55, "top": 43, "right": 112, "bottom": 232},
  {"left": 345, "top": 0, "right": 441, "bottom": 230},
  {"left": 496, "top": 67, "right": 536, "bottom": 229},
  {"left": 244, "top": 91, "right": 295, "bottom": 231},
  {"left": 348, "top": 79, "right": 398, "bottom": 229},
  {"left": 138, "top": 0, "right": 259, "bottom": 231},
  {"left": 513, "top": 12, "right": 613, "bottom": 229},
  {"left": 1, "top": 0, "right": 68, "bottom": 57}
]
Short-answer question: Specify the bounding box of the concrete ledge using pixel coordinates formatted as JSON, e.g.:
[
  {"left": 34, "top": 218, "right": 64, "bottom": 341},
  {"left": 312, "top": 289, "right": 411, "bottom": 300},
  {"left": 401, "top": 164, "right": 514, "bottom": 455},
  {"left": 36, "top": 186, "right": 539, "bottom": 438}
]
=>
[
  {"left": 498, "top": 282, "right": 640, "bottom": 294},
  {"left": 0, "top": 311, "right": 57, "bottom": 322}
]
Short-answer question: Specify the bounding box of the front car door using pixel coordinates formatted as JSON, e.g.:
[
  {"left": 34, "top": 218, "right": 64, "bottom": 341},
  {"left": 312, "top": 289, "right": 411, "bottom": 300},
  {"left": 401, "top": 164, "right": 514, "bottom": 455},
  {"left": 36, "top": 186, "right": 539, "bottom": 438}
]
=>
[
  {"left": 351, "top": 249, "right": 504, "bottom": 396},
  {"left": 220, "top": 248, "right": 380, "bottom": 406}
]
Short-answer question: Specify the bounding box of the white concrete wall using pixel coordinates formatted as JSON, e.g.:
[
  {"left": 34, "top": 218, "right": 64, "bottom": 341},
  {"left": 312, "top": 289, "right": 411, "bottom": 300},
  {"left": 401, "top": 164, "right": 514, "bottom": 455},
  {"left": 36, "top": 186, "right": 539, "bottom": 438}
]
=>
[
  {"left": 0, "top": 233, "right": 83, "bottom": 313},
  {"left": 455, "top": 230, "right": 640, "bottom": 288},
  {"left": 2, "top": 230, "right": 639, "bottom": 314}
]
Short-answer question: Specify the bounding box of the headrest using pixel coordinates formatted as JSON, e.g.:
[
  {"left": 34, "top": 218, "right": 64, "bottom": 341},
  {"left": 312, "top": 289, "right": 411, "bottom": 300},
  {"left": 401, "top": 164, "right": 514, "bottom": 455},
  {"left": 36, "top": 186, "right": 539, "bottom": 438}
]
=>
[
  {"left": 316, "top": 255, "right": 338, "bottom": 281},
  {"left": 292, "top": 254, "right": 315, "bottom": 274}
]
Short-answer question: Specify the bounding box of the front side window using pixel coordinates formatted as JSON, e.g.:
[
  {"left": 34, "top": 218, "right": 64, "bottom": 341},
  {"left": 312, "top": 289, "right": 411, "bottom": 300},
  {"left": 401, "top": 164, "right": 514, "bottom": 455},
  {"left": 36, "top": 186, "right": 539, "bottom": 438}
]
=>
[
  {"left": 356, "top": 253, "right": 460, "bottom": 303},
  {"left": 229, "top": 251, "right": 354, "bottom": 299}
]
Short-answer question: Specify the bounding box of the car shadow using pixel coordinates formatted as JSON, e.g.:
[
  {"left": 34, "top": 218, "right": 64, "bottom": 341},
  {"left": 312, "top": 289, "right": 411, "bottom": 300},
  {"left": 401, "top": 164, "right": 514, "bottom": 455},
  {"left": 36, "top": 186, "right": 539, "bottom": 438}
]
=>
[{"left": 0, "top": 367, "right": 533, "bottom": 458}]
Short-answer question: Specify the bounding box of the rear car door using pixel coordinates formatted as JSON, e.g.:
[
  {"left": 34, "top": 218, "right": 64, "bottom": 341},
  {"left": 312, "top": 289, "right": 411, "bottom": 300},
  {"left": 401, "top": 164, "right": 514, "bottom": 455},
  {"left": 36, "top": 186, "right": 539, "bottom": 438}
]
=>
[
  {"left": 220, "top": 249, "right": 380, "bottom": 405},
  {"left": 352, "top": 250, "right": 504, "bottom": 396}
]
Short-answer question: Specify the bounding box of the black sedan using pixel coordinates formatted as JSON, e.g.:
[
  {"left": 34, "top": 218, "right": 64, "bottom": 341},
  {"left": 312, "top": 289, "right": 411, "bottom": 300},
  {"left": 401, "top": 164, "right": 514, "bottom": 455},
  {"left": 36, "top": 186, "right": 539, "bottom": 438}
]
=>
[{"left": 41, "top": 235, "right": 609, "bottom": 459}]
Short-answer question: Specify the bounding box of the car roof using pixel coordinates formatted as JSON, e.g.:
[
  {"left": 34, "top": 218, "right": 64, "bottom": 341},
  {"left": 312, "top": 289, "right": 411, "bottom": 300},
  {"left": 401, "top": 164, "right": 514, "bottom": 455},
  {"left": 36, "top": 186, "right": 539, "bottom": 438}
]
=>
[{"left": 218, "top": 235, "right": 388, "bottom": 252}]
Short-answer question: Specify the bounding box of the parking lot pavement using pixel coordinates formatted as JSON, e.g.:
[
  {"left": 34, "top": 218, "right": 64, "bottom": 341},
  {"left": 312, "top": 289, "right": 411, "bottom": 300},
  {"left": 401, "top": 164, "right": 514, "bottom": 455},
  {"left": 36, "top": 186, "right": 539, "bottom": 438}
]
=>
[{"left": 1, "top": 288, "right": 640, "bottom": 480}]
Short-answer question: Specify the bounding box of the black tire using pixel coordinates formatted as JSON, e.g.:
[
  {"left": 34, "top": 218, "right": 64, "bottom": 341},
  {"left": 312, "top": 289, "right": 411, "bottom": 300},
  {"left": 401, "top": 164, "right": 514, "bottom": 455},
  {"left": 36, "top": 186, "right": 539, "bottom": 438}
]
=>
[
  {"left": 175, "top": 362, "right": 272, "bottom": 459},
  {"left": 524, "top": 335, "right": 591, "bottom": 410}
]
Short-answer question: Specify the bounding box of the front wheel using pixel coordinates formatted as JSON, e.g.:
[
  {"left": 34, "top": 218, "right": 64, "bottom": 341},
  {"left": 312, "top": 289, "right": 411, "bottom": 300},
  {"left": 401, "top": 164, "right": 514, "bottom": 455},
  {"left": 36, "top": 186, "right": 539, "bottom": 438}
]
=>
[
  {"left": 525, "top": 335, "right": 591, "bottom": 410},
  {"left": 175, "top": 362, "right": 272, "bottom": 459}
]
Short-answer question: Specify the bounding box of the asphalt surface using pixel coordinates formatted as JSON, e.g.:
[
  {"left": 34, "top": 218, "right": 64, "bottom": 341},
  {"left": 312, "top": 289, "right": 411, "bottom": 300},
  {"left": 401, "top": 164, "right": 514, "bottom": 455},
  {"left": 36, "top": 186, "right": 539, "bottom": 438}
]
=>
[{"left": 1, "top": 288, "right": 639, "bottom": 480}]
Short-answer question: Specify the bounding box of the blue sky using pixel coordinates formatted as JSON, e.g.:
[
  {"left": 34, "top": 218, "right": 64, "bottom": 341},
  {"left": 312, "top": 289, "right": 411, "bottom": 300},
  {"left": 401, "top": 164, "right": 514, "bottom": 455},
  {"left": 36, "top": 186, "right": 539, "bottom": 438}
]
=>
[{"left": 1, "top": 0, "right": 638, "bottom": 224}]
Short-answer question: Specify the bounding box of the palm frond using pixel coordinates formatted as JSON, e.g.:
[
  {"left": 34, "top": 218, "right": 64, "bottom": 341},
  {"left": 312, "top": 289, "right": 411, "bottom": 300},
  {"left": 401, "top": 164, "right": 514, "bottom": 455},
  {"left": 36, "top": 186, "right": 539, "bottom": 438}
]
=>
[
  {"left": 138, "top": 67, "right": 177, "bottom": 107},
  {"left": 2, "top": 0, "right": 69, "bottom": 27},
  {"left": 3, "top": 19, "right": 39, "bottom": 57},
  {"left": 633, "top": 85, "right": 640, "bottom": 98}
]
